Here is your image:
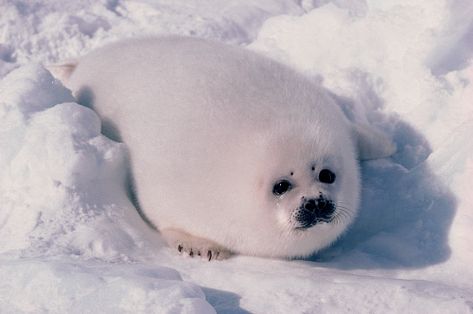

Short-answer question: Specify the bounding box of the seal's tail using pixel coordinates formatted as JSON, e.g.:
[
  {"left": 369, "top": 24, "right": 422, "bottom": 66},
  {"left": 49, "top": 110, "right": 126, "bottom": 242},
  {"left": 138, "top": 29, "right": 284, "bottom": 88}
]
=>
[{"left": 46, "top": 61, "right": 78, "bottom": 84}]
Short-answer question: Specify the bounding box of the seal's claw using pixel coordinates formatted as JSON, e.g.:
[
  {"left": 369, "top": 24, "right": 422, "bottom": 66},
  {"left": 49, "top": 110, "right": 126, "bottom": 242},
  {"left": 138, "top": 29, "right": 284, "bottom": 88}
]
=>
[{"left": 162, "top": 228, "right": 232, "bottom": 261}]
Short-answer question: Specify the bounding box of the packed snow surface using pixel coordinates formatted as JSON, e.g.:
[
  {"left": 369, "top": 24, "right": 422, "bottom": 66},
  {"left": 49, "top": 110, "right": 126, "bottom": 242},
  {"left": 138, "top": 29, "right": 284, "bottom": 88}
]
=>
[{"left": 1, "top": 0, "right": 473, "bottom": 313}]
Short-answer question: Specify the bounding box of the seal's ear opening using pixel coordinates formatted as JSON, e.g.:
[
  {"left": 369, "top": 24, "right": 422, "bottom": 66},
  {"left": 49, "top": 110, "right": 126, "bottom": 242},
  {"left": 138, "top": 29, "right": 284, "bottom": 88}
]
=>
[{"left": 352, "top": 123, "right": 397, "bottom": 160}]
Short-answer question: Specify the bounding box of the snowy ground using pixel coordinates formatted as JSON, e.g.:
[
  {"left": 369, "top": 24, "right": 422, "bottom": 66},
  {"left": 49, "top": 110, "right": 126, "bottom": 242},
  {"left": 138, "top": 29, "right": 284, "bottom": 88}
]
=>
[{"left": 1, "top": 0, "right": 473, "bottom": 313}]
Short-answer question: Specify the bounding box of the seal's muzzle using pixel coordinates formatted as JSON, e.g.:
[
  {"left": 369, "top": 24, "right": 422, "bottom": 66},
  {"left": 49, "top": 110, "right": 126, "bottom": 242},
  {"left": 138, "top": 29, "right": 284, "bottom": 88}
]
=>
[{"left": 295, "top": 196, "right": 335, "bottom": 229}]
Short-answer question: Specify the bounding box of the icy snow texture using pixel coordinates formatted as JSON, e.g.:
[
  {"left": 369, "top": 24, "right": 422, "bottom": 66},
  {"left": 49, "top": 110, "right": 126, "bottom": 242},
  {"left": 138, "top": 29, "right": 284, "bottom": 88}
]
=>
[
  {"left": 1, "top": 0, "right": 473, "bottom": 313},
  {"left": 0, "top": 258, "right": 213, "bottom": 313}
]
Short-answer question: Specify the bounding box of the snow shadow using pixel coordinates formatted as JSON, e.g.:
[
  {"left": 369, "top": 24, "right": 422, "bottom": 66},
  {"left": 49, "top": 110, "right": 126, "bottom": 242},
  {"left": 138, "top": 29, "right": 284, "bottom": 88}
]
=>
[
  {"left": 76, "top": 86, "right": 124, "bottom": 142},
  {"left": 201, "top": 287, "right": 251, "bottom": 314},
  {"left": 76, "top": 85, "right": 158, "bottom": 230},
  {"left": 310, "top": 113, "right": 457, "bottom": 269}
]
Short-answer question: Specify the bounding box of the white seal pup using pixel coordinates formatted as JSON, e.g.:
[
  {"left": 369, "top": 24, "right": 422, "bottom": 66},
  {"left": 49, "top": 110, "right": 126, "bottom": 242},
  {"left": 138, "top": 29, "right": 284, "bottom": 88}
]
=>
[{"left": 60, "top": 36, "right": 395, "bottom": 260}]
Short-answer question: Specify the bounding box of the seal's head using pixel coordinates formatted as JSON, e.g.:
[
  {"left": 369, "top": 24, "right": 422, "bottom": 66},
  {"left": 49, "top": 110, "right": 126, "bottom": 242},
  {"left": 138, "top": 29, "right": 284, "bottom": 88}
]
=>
[{"left": 247, "top": 121, "right": 360, "bottom": 258}]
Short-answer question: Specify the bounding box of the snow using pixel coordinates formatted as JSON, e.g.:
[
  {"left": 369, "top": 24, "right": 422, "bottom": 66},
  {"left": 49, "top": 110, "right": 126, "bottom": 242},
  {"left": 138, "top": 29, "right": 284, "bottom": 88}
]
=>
[
  {"left": 0, "top": 258, "right": 213, "bottom": 313},
  {"left": 1, "top": 0, "right": 472, "bottom": 313}
]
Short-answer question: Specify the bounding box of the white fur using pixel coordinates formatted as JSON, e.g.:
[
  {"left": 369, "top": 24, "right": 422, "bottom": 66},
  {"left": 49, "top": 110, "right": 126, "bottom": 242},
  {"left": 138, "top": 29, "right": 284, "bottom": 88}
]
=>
[{"left": 64, "top": 36, "right": 395, "bottom": 258}]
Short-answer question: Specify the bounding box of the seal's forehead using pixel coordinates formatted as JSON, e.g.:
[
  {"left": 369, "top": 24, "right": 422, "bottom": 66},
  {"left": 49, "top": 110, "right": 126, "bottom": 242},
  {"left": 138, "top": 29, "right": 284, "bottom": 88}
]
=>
[
  {"left": 252, "top": 120, "right": 351, "bottom": 167},
  {"left": 263, "top": 133, "right": 341, "bottom": 167}
]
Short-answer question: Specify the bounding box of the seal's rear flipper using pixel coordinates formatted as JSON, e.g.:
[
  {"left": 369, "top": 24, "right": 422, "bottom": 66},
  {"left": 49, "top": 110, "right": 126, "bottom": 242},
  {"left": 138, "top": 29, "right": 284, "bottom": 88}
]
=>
[
  {"left": 353, "top": 123, "right": 397, "bottom": 160},
  {"left": 46, "top": 61, "right": 78, "bottom": 84}
]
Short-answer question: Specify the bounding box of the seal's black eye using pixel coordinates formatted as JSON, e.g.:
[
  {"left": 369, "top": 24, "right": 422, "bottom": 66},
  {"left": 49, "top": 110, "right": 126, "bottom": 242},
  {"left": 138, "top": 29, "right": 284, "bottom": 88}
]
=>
[
  {"left": 319, "top": 169, "right": 336, "bottom": 184},
  {"left": 272, "top": 180, "right": 292, "bottom": 196}
]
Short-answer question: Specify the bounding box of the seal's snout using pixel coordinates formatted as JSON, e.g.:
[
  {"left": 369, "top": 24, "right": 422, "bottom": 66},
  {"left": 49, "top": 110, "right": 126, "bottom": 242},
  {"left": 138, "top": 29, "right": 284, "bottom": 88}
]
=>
[
  {"left": 296, "top": 196, "right": 335, "bottom": 229},
  {"left": 301, "top": 197, "right": 334, "bottom": 216}
]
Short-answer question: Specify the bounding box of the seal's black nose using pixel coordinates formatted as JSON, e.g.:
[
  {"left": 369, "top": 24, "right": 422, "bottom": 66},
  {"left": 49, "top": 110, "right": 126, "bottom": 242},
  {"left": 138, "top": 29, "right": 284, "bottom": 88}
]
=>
[
  {"left": 296, "top": 197, "right": 335, "bottom": 229},
  {"left": 301, "top": 197, "right": 334, "bottom": 216},
  {"left": 303, "top": 199, "right": 317, "bottom": 211}
]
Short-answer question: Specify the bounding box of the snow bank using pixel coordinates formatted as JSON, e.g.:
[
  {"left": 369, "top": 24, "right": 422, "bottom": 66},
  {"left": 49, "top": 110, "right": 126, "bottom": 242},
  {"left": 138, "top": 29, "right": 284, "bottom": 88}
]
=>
[
  {"left": 0, "top": 0, "right": 305, "bottom": 67},
  {"left": 0, "top": 258, "right": 213, "bottom": 313},
  {"left": 251, "top": 1, "right": 472, "bottom": 147},
  {"left": 1, "top": 0, "right": 473, "bottom": 313},
  {"left": 1, "top": 64, "right": 142, "bottom": 259},
  {"left": 161, "top": 256, "right": 473, "bottom": 313}
]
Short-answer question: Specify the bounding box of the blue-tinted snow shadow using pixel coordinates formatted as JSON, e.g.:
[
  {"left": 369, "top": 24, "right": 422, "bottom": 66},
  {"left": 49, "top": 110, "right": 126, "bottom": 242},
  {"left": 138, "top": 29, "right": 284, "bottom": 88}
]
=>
[
  {"left": 308, "top": 113, "right": 457, "bottom": 269},
  {"left": 201, "top": 287, "right": 251, "bottom": 314}
]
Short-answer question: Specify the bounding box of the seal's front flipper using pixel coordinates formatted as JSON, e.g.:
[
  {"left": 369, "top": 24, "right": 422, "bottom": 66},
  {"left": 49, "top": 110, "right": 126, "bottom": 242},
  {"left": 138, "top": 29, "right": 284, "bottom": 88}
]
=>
[
  {"left": 352, "top": 123, "right": 396, "bottom": 160},
  {"left": 161, "top": 228, "right": 232, "bottom": 261}
]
